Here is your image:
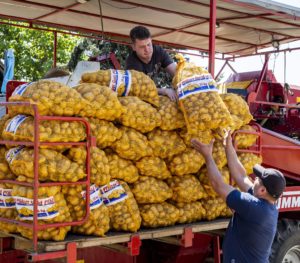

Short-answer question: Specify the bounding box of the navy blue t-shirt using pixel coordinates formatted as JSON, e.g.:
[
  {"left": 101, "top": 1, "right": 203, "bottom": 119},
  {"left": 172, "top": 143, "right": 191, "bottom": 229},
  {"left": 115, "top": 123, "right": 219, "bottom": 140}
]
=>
[
  {"left": 223, "top": 188, "right": 278, "bottom": 263},
  {"left": 125, "top": 45, "right": 173, "bottom": 86}
]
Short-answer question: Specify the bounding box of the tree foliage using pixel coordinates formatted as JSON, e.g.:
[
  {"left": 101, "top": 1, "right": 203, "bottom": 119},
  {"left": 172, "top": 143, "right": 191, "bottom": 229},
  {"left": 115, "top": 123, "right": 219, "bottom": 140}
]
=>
[{"left": 0, "top": 24, "right": 81, "bottom": 81}]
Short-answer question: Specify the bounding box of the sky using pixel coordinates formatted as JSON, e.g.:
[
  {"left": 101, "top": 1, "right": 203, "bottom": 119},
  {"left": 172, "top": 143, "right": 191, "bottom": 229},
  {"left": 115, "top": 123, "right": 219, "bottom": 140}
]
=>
[{"left": 189, "top": 0, "right": 300, "bottom": 85}]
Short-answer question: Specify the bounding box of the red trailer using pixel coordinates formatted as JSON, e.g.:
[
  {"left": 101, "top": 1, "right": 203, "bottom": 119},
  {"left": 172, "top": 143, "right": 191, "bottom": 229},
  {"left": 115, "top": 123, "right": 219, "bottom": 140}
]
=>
[{"left": 1, "top": 1, "right": 300, "bottom": 262}]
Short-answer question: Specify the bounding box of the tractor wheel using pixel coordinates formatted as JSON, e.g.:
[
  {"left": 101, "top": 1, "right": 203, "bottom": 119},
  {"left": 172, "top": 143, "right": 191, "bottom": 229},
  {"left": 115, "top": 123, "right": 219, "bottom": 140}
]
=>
[{"left": 269, "top": 219, "right": 300, "bottom": 263}]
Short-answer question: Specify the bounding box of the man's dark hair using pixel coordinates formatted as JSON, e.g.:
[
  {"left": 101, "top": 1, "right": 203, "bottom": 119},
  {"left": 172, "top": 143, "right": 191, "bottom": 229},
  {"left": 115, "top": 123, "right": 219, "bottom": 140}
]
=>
[{"left": 130, "top": 26, "right": 151, "bottom": 43}]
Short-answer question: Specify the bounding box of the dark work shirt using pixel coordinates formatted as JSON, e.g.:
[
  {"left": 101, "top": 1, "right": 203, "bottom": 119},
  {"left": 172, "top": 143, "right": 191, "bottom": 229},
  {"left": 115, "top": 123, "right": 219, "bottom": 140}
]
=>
[
  {"left": 125, "top": 45, "right": 173, "bottom": 86},
  {"left": 223, "top": 188, "right": 278, "bottom": 263}
]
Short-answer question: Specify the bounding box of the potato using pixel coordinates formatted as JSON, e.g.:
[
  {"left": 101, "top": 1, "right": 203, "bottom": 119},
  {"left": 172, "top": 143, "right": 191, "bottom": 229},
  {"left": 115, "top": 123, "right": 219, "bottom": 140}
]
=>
[
  {"left": 105, "top": 150, "right": 139, "bottom": 183},
  {"left": 117, "top": 96, "right": 161, "bottom": 133},
  {"left": 8, "top": 80, "right": 88, "bottom": 116},
  {"left": 12, "top": 185, "right": 71, "bottom": 240},
  {"left": 131, "top": 177, "right": 173, "bottom": 204},
  {"left": 100, "top": 180, "right": 141, "bottom": 232},
  {"left": 81, "top": 69, "right": 160, "bottom": 107},
  {"left": 63, "top": 184, "right": 110, "bottom": 236},
  {"left": 167, "top": 175, "right": 207, "bottom": 202},
  {"left": 147, "top": 129, "right": 186, "bottom": 159},
  {"left": 112, "top": 126, "right": 153, "bottom": 161},
  {"left": 157, "top": 96, "right": 185, "bottom": 130},
  {"left": 7, "top": 147, "right": 86, "bottom": 182},
  {"left": 74, "top": 83, "right": 124, "bottom": 121},
  {"left": 139, "top": 202, "right": 180, "bottom": 228},
  {"left": 135, "top": 156, "right": 171, "bottom": 180}
]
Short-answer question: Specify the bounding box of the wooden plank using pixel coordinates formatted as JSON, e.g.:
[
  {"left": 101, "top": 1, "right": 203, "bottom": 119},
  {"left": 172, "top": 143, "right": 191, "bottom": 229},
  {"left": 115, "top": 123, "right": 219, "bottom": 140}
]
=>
[{"left": 5, "top": 219, "right": 230, "bottom": 253}]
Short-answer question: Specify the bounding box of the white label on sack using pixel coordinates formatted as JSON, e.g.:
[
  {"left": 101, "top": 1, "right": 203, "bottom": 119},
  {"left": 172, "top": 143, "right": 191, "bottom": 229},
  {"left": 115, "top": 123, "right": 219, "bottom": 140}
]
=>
[
  {"left": 100, "top": 180, "right": 128, "bottom": 206},
  {"left": 81, "top": 184, "right": 103, "bottom": 211},
  {"left": 0, "top": 188, "right": 15, "bottom": 209},
  {"left": 5, "top": 115, "right": 28, "bottom": 134},
  {"left": 12, "top": 82, "right": 32, "bottom": 96},
  {"left": 109, "top": 70, "right": 132, "bottom": 96},
  {"left": 14, "top": 196, "right": 59, "bottom": 220},
  {"left": 176, "top": 74, "right": 218, "bottom": 100},
  {"left": 5, "top": 146, "right": 25, "bottom": 164}
]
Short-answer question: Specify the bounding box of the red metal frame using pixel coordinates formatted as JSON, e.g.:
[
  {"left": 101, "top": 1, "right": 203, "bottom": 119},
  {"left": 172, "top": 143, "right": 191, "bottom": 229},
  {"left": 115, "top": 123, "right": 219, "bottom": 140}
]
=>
[
  {"left": 180, "top": 227, "right": 194, "bottom": 247},
  {"left": 0, "top": 100, "right": 93, "bottom": 261},
  {"left": 127, "top": 235, "right": 141, "bottom": 256}
]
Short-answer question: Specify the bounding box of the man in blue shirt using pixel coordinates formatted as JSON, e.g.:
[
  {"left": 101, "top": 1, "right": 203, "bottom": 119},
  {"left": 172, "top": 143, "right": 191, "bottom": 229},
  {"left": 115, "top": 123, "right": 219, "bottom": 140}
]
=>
[{"left": 191, "top": 132, "right": 286, "bottom": 263}]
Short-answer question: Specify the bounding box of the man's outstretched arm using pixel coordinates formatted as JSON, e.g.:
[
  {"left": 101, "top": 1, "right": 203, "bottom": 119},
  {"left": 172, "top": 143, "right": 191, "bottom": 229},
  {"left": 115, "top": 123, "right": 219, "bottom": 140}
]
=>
[{"left": 225, "top": 132, "right": 253, "bottom": 192}]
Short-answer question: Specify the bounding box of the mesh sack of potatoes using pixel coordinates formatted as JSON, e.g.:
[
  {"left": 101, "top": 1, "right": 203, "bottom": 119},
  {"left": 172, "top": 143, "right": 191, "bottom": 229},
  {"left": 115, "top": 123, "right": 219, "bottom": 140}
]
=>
[
  {"left": 74, "top": 83, "right": 124, "bottom": 121},
  {"left": 235, "top": 125, "right": 258, "bottom": 149},
  {"left": 67, "top": 146, "right": 110, "bottom": 186},
  {"left": 105, "top": 149, "right": 139, "bottom": 183},
  {"left": 0, "top": 114, "right": 10, "bottom": 139},
  {"left": 221, "top": 93, "right": 253, "bottom": 130},
  {"left": 135, "top": 156, "right": 171, "bottom": 180},
  {"left": 87, "top": 118, "right": 122, "bottom": 149},
  {"left": 172, "top": 55, "right": 232, "bottom": 133},
  {"left": 117, "top": 96, "right": 161, "bottom": 133},
  {"left": 167, "top": 175, "right": 207, "bottom": 202},
  {"left": 179, "top": 128, "right": 213, "bottom": 146},
  {"left": 238, "top": 153, "right": 263, "bottom": 175},
  {"left": 139, "top": 202, "right": 180, "bottom": 228},
  {"left": 6, "top": 146, "right": 86, "bottom": 182},
  {"left": 0, "top": 183, "right": 18, "bottom": 233},
  {"left": 62, "top": 184, "right": 110, "bottom": 236},
  {"left": 173, "top": 201, "right": 206, "bottom": 224},
  {"left": 131, "top": 176, "right": 173, "bottom": 204},
  {"left": 168, "top": 148, "right": 205, "bottom": 176},
  {"left": 3, "top": 115, "right": 86, "bottom": 143},
  {"left": 201, "top": 197, "right": 227, "bottom": 221},
  {"left": 112, "top": 126, "right": 153, "bottom": 161},
  {"left": 0, "top": 146, "right": 14, "bottom": 180},
  {"left": 81, "top": 69, "right": 160, "bottom": 107},
  {"left": 220, "top": 206, "right": 233, "bottom": 218},
  {"left": 157, "top": 96, "right": 185, "bottom": 130},
  {"left": 198, "top": 167, "right": 230, "bottom": 198},
  {"left": 147, "top": 129, "right": 186, "bottom": 159},
  {"left": 12, "top": 185, "right": 71, "bottom": 240},
  {"left": 8, "top": 80, "right": 88, "bottom": 116},
  {"left": 100, "top": 180, "right": 141, "bottom": 232}
]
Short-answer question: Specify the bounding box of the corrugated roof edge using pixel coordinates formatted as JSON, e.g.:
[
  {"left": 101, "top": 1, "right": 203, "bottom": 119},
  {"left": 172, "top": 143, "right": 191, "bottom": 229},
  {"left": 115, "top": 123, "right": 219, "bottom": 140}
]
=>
[{"left": 236, "top": 0, "right": 300, "bottom": 18}]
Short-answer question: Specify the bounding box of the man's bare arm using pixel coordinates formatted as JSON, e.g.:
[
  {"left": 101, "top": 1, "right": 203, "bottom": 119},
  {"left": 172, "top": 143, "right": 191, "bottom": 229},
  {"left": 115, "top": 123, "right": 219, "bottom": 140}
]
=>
[
  {"left": 165, "top": 62, "right": 177, "bottom": 78},
  {"left": 225, "top": 132, "right": 253, "bottom": 192}
]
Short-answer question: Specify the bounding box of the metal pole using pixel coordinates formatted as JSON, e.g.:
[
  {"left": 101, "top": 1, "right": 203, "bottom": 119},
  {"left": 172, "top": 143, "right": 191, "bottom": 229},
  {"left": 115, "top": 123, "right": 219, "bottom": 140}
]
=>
[{"left": 208, "top": 0, "right": 217, "bottom": 77}]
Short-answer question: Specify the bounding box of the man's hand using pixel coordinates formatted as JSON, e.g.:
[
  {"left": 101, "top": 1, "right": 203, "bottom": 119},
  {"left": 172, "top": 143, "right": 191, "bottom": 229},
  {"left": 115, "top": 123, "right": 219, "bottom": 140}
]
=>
[
  {"left": 223, "top": 129, "right": 233, "bottom": 147},
  {"left": 191, "top": 138, "right": 214, "bottom": 159},
  {"left": 164, "top": 88, "right": 177, "bottom": 101}
]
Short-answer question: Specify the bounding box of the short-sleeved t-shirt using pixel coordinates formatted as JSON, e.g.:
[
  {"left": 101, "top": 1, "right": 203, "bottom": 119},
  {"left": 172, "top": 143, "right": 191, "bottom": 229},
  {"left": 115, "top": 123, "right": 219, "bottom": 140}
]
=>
[
  {"left": 223, "top": 189, "right": 278, "bottom": 263},
  {"left": 125, "top": 45, "right": 173, "bottom": 86}
]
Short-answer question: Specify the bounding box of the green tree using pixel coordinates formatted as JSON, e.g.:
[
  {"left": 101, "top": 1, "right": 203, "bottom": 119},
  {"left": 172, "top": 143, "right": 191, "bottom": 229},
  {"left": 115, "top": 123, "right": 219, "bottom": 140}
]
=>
[{"left": 0, "top": 24, "right": 81, "bottom": 81}]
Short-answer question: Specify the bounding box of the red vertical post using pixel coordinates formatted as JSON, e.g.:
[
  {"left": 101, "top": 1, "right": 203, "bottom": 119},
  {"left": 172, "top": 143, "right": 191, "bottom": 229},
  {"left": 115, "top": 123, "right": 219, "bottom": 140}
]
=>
[
  {"left": 67, "top": 242, "right": 77, "bottom": 263},
  {"left": 33, "top": 105, "right": 41, "bottom": 252},
  {"left": 213, "top": 236, "right": 221, "bottom": 263},
  {"left": 53, "top": 31, "right": 57, "bottom": 68},
  {"left": 209, "top": 0, "right": 217, "bottom": 77},
  {"left": 255, "top": 54, "right": 269, "bottom": 93}
]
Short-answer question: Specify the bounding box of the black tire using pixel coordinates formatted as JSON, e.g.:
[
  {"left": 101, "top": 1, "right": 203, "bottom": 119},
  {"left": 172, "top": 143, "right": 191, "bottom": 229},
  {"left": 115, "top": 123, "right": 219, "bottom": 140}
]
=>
[{"left": 269, "top": 219, "right": 300, "bottom": 263}]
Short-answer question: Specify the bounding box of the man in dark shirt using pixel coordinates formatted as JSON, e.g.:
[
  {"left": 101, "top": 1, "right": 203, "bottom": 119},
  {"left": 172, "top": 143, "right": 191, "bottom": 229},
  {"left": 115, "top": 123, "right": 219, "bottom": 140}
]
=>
[
  {"left": 191, "top": 132, "right": 286, "bottom": 263},
  {"left": 126, "top": 26, "right": 177, "bottom": 101}
]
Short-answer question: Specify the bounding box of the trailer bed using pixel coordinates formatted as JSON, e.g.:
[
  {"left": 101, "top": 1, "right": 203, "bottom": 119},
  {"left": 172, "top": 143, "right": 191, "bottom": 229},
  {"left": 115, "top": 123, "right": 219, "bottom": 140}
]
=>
[{"left": 0, "top": 219, "right": 229, "bottom": 253}]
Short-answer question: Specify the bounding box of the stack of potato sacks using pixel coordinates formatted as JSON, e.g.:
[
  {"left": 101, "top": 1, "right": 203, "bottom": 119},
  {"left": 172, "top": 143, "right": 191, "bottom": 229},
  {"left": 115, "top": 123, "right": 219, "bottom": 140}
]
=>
[{"left": 0, "top": 63, "right": 262, "bottom": 241}]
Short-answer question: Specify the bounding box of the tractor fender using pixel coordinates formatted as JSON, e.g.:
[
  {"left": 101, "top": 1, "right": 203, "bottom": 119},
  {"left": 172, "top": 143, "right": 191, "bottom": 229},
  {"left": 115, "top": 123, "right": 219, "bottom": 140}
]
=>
[{"left": 269, "top": 219, "right": 300, "bottom": 263}]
